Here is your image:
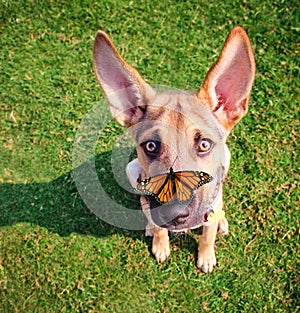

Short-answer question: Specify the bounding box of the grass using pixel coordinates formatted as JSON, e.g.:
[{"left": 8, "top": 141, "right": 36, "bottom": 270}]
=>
[{"left": 0, "top": 0, "right": 299, "bottom": 312}]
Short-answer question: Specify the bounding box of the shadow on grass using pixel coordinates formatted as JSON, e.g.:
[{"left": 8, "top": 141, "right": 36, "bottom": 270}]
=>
[
  {"left": 1, "top": 149, "right": 202, "bottom": 259},
  {"left": 0, "top": 151, "right": 147, "bottom": 239}
]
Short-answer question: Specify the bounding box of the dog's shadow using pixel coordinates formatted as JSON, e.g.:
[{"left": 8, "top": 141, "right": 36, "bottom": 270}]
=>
[
  {"left": 1, "top": 151, "right": 137, "bottom": 237},
  {"left": 1, "top": 150, "right": 199, "bottom": 258}
]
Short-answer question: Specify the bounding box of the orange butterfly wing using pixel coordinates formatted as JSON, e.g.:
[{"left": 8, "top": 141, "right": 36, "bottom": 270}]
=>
[
  {"left": 135, "top": 169, "right": 212, "bottom": 204},
  {"left": 174, "top": 171, "right": 212, "bottom": 202},
  {"left": 174, "top": 177, "right": 192, "bottom": 202},
  {"left": 136, "top": 173, "right": 173, "bottom": 203},
  {"left": 156, "top": 177, "right": 175, "bottom": 203}
]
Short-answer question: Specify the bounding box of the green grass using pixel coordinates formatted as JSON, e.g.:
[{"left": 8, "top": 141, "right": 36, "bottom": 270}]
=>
[{"left": 0, "top": 0, "right": 299, "bottom": 312}]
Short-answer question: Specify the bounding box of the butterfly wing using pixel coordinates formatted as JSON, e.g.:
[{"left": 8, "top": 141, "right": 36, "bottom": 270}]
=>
[
  {"left": 136, "top": 173, "right": 174, "bottom": 203},
  {"left": 174, "top": 176, "right": 193, "bottom": 202},
  {"left": 156, "top": 177, "right": 175, "bottom": 203},
  {"left": 135, "top": 169, "right": 212, "bottom": 204},
  {"left": 194, "top": 171, "right": 213, "bottom": 188},
  {"left": 174, "top": 171, "right": 213, "bottom": 202}
]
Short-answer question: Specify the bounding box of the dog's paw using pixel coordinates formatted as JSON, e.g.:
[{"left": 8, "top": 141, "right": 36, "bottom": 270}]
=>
[
  {"left": 152, "top": 237, "right": 170, "bottom": 263},
  {"left": 218, "top": 217, "right": 229, "bottom": 235},
  {"left": 197, "top": 248, "right": 216, "bottom": 273}
]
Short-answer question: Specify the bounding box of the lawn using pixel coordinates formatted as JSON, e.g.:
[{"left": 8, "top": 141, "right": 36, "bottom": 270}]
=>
[{"left": 0, "top": 0, "right": 299, "bottom": 312}]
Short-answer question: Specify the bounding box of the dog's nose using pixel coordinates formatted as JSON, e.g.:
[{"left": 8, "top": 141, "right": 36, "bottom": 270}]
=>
[
  {"left": 172, "top": 213, "right": 189, "bottom": 225},
  {"left": 150, "top": 202, "right": 190, "bottom": 228}
]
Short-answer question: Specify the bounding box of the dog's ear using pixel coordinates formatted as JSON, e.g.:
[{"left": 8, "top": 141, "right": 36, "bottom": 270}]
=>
[
  {"left": 93, "top": 31, "right": 155, "bottom": 127},
  {"left": 197, "top": 26, "right": 255, "bottom": 132}
]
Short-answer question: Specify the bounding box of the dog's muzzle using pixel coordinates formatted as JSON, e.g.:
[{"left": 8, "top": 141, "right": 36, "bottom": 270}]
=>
[
  {"left": 126, "top": 158, "right": 224, "bottom": 232},
  {"left": 148, "top": 198, "right": 191, "bottom": 228}
]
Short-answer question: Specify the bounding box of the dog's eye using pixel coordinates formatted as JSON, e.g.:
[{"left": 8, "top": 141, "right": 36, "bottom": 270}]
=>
[
  {"left": 197, "top": 138, "right": 213, "bottom": 153},
  {"left": 142, "top": 140, "right": 160, "bottom": 155}
]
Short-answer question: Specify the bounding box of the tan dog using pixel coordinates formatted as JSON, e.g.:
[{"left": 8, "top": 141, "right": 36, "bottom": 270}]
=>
[{"left": 93, "top": 27, "right": 255, "bottom": 273}]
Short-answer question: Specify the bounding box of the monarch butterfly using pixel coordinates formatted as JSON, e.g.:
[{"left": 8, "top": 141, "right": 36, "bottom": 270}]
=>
[{"left": 135, "top": 167, "right": 213, "bottom": 204}]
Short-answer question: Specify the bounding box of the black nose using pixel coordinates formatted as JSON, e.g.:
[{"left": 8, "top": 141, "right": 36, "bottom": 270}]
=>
[
  {"left": 171, "top": 213, "right": 189, "bottom": 225},
  {"left": 150, "top": 202, "right": 190, "bottom": 227}
]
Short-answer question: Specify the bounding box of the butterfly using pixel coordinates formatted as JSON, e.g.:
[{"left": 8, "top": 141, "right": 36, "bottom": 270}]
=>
[{"left": 135, "top": 167, "right": 213, "bottom": 204}]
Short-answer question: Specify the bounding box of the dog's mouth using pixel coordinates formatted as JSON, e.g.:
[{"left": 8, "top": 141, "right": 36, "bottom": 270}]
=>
[
  {"left": 148, "top": 196, "right": 207, "bottom": 232},
  {"left": 125, "top": 158, "right": 221, "bottom": 231}
]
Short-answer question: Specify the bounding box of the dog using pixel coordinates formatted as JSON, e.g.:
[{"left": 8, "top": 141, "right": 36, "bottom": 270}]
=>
[{"left": 93, "top": 26, "right": 255, "bottom": 273}]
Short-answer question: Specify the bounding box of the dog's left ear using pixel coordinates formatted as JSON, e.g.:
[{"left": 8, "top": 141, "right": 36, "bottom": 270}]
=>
[
  {"left": 197, "top": 26, "right": 255, "bottom": 133},
  {"left": 93, "top": 31, "right": 155, "bottom": 127}
]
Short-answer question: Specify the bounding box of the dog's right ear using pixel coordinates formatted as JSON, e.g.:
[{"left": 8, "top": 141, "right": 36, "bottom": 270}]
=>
[
  {"left": 197, "top": 27, "right": 255, "bottom": 134},
  {"left": 93, "top": 31, "right": 155, "bottom": 127}
]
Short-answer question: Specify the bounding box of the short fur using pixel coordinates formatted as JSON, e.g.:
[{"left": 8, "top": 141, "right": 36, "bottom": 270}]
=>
[{"left": 93, "top": 27, "right": 255, "bottom": 273}]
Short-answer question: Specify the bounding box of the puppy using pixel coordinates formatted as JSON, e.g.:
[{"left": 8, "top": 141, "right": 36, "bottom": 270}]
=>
[{"left": 93, "top": 27, "right": 255, "bottom": 273}]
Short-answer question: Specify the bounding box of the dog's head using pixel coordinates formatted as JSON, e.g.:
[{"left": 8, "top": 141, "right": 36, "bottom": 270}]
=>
[{"left": 93, "top": 27, "right": 255, "bottom": 231}]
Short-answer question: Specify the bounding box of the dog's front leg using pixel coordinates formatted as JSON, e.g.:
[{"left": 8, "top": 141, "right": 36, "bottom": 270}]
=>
[
  {"left": 197, "top": 222, "right": 218, "bottom": 273},
  {"left": 151, "top": 227, "right": 170, "bottom": 263},
  {"left": 141, "top": 196, "right": 170, "bottom": 263}
]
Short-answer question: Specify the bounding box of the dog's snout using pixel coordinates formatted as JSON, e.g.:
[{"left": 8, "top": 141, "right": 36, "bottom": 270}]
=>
[
  {"left": 172, "top": 213, "right": 189, "bottom": 225},
  {"left": 150, "top": 202, "right": 190, "bottom": 228}
]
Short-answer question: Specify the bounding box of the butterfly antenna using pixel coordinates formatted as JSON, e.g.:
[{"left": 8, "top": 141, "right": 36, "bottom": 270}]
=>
[{"left": 171, "top": 156, "right": 178, "bottom": 168}]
